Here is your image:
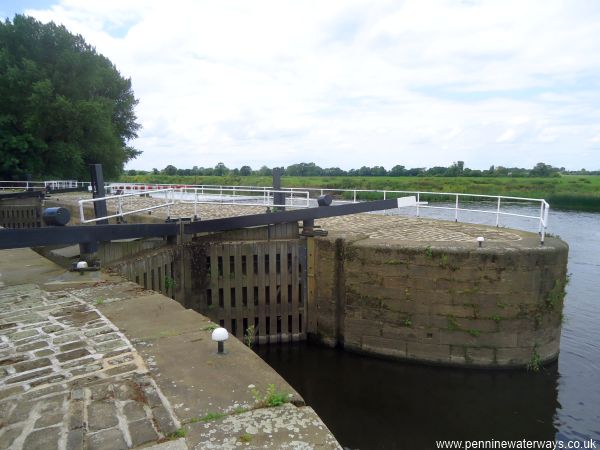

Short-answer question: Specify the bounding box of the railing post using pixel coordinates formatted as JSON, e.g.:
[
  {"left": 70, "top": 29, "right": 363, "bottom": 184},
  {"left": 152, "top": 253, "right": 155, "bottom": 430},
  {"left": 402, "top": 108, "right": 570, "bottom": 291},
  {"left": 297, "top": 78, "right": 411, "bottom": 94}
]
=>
[
  {"left": 416, "top": 192, "right": 420, "bottom": 217},
  {"left": 353, "top": 190, "right": 357, "bottom": 203},
  {"left": 78, "top": 200, "right": 85, "bottom": 223},
  {"left": 496, "top": 197, "right": 501, "bottom": 227},
  {"left": 167, "top": 190, "right": 171, "bottom": 218},
  {"left": 455, "top": 195, "right": 459, "bottom": 222}
]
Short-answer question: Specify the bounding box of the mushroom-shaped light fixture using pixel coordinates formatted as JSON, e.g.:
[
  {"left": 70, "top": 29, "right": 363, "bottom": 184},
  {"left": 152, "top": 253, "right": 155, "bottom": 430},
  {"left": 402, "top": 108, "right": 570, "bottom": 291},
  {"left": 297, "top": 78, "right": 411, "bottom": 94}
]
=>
[
  {"left": 477, "top": 236, "right": 485, "bottom": 248},
  {"left": 212, "top": 327, "right": 229, "bottom": 354}
]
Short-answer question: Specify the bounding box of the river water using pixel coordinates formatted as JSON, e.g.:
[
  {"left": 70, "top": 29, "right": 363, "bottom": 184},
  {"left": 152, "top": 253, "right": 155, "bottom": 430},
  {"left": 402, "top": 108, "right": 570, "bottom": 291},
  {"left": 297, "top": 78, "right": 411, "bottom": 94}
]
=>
[{"left": 257, "top": 206, "right": 600, "bottom": 449}]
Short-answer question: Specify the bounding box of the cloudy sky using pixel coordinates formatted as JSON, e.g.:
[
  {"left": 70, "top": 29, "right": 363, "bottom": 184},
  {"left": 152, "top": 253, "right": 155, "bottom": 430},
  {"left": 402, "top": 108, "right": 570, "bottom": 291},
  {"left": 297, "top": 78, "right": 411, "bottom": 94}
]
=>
[{"left": 3, "top": 0, "right": 600, "bottom": 171}]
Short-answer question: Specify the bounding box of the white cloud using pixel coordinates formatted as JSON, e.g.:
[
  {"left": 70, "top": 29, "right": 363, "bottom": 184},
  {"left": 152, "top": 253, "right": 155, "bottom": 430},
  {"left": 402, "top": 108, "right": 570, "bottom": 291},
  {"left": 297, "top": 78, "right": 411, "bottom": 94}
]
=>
[
  {"left": 496, "top": 128, "right": 517, "bottom": 143},
  {"left": 24, "top": 0, "right": 600, "bottom": 171}
]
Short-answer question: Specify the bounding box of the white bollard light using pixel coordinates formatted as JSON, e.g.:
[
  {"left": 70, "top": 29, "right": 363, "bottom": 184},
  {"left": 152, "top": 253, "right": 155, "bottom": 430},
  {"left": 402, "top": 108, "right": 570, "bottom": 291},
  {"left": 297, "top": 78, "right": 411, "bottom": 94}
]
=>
[
  {"left": 212, "top": 327, "right": 229, "bottom": 354},
  {"left": 477, "top": 236, "right": 485, "bottom": 248},
  {"left": 76, "top": 261, "right": 88, "bottom": 269}
]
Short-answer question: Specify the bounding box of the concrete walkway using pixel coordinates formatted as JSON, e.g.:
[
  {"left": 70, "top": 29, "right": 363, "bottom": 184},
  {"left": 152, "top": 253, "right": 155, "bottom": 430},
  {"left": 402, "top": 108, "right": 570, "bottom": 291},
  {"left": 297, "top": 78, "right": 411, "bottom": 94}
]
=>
[{"left": 0, "top": 248, "right": 341, "bottom": 450}]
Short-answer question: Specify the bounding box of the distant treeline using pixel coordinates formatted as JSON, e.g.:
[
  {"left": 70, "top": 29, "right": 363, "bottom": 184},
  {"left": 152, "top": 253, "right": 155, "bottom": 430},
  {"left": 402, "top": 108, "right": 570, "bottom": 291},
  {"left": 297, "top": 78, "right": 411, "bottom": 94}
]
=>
[{"left": 128, "top": 162, "right": 599, "bottom": 178}]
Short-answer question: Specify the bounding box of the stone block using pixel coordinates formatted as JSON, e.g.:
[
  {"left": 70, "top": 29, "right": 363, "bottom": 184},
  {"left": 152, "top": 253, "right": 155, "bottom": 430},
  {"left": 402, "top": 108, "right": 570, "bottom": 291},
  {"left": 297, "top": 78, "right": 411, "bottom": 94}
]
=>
[
  {"left": 123, "top": 400, "right": 147, "bottom": 421},
  {"left": 13, "top": 358, "right": 52, "bottom": 373},
  {"left": 152, "top": 404, "right": 178, "bottom": 434},
  {"left": 84, "top": 326, "right": 113, "bottom": 337},
  {"left": 10, "top": 329, "right": 39, "bottom": 340},
  {"left": 30, "top": 374, "right": 66, "bottom": 388},
  {"left": 71, "top": 363, "right": 103, "bottom": 376},
  {"left": 465, "top": 347, "right": 496, "bottom": 364},
  {"left": 66, "top": 429, "right": 84, "bottom": 450},
  {"left": 344, "top": 317, "right": 381, "bottom": 337},
  {"left": 68, "top": 400, "right": 85, "bottom": 430},
  {"left": 61, "top": 356, "right": 96, "bottom": 370},
  {"left": 128, "top": 419, "right": 159, "bottom": 447},
  {"left": 87, "top": 428, "right": 127, "bottom": 450},
  {"left": 35, "top": 411, "right": 64, "bottom": 428},
  {"left": 56, "top": 348, "right": 91, "bottom": 362},
  {"left": 361, "top": 335, "right": 407, "bottom": 358},
  {"left": 42, "top": 324, "right": 64, "bottom": 334},
  {"left": 104, "top": 363, "right": 138, "bottom": 377},
  {"left": 496, "top": 347, "right": 534, "bottom": 365},
  {"left": 88, "top": 401, "right": 119, "bottom": 431},
  {"left": 33, "top": 349, "right": 55, "bottom": 357},
  {"left": 93, "top": 332, "right": 121, "bottom": 343},
  {"left": 0, "top": 425, "right": 22, "bottom": 449},
  {"left": 8, "top": 400, "right": 34, "bottom": 424},
  {"left": 52, "top": 334, "right": 81, "bottom": 345},
  {"left": 5, "top": 367, "right": 52, "bottom": 384},
  {"left": 537, "top": 341, "right": 560, "bottom": 361},
  {"left": 60, "top": 340, "right": 87, "bottom": 352},
  {"left": 434, "top": 304, "right": 478, "bottom": 318},
  {"left": 22, "top": 384, "right": 66, "bottom": 401},
  {"left": 406, "top": 342, "right": 451, "bottom": 362},
  {"left": 96, "top": 339, "right": 127, "bottom": 353},
  {"left": 15, "top": 341, "right": 48, "bottom": 352},
  {"left": 22, "top": 426, "right": 61, "bottom": 449},
  {"left": 382, "top": 325, "right": 439, "bottom": 344}
]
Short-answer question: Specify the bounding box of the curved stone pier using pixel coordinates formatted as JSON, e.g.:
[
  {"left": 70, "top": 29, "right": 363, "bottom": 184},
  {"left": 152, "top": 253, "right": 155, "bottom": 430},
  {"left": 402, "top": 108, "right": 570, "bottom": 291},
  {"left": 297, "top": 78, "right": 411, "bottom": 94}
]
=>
[{"left": 313, "top": 214, "right": 569, "bottom": 368}]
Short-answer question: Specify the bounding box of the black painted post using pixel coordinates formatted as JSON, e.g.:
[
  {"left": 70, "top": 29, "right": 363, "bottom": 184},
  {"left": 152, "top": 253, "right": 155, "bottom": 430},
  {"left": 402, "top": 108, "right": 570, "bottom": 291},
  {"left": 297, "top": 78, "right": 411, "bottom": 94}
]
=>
[
  {"left": 90, "top": 164, "right": 108, "bottom": 225},
  {"left": 82, "top": 164, "right": 107, "bottom": 263},
  {"left": 302, "top": 218, "right": 315, "bottom": 234},
  {"left": 272, "top": 167, "right": 285, "bottom": 212}
]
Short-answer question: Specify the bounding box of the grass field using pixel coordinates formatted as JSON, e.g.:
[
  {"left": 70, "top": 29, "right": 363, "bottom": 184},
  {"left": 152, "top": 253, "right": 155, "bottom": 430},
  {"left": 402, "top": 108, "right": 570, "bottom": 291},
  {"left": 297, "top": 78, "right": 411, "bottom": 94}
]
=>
[{"left": 116, "top": 174, "right": 600, "bottom": 212}]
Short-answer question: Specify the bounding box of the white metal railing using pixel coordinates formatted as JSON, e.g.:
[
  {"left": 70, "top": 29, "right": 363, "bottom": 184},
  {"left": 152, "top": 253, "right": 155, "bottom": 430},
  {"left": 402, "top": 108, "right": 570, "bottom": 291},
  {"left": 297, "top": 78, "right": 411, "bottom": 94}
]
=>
[
  {"left": 173, "top": 187, "right": 311, "bottom": 217},
  {"left": 103, "top": 182, "right": 550, "bottom": 242},
  {"left": 10, "top": 179, "right": 549, "bottom": 243},
  {"left": 44, "top": 180, "right": 79, "bottom": 189},
  {"left": 284, "top": 187, "right": 550, "bottom": 243},
  {"left": 0, "top": 180, "right": 89, "bottom": 191},
  {"left": 107, "top": 182, "right": 272, "bottom": 195},
  {"left": 78, "top": 189, "right": 176, "bottom": 223},
  {"left": 0, "top": 180, "right": 46, "bottom": 191}
]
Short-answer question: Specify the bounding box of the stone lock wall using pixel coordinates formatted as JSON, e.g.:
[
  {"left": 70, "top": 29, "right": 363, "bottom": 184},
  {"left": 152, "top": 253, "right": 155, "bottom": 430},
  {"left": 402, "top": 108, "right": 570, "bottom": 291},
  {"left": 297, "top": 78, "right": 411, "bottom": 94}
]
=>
[{"left": 312, "top": 235, "right": 569, "bottom": 368}]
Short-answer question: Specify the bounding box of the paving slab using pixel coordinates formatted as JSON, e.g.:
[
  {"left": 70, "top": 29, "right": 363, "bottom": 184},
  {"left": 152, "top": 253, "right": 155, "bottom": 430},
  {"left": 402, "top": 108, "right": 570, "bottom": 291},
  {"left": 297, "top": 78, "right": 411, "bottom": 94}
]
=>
[
  {"left": 97, "top": 292, "right": 305, "bottom": 420},
  {"left": 185, "top": 403, "right": 341, "bottom": 449}
]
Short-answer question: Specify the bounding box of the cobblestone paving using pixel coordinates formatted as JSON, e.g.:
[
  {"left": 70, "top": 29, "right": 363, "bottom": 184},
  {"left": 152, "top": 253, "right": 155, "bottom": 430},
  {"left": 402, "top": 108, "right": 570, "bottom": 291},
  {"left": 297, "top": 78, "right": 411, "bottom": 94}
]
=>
[
  {"left": 0, "top": 284, "right": 181, "bottom": 450},
  {"left": 57, "top": 193, "right": 524, "bottom": 242},
  {"left": 318, "top": 214, "right": 523, "bottom": 242}
]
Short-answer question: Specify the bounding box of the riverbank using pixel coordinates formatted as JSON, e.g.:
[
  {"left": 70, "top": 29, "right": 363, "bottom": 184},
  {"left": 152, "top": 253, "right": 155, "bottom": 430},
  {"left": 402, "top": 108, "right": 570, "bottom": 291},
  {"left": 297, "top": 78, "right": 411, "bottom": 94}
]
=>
[{"left": 117, "top": 174, "right": 600, "bottom": 212}]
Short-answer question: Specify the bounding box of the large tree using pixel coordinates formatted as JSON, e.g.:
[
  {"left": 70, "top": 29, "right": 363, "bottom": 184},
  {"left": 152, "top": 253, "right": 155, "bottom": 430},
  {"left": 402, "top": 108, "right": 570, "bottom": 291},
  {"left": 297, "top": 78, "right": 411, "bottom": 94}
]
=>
[{"left": 0, "top": 15, "right": 141, "bottom": 180}]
